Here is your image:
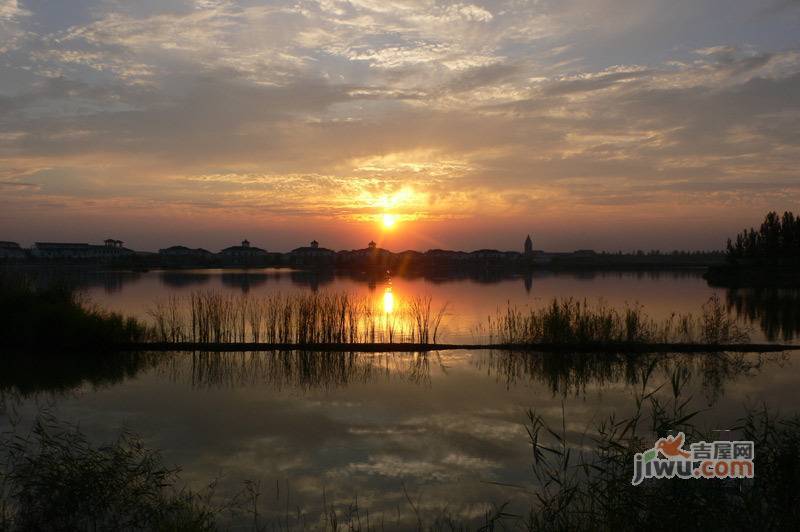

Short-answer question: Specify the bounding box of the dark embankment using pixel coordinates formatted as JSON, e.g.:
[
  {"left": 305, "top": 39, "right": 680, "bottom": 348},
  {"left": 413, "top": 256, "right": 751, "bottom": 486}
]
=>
[{"left": 0, "top": 272, "right": 148, "bottom": 352}]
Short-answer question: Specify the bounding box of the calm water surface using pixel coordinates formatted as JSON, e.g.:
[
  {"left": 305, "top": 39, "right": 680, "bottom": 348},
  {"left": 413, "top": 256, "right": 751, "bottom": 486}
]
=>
[
  {"left": 73, "top": 268, "right": 800, "bottom": 343},
  {"left": 1, "top": 349, "right": 797, "bottom": 528},
  {"left": 3, "top": 269, "right": 799, "bottom": 528}
]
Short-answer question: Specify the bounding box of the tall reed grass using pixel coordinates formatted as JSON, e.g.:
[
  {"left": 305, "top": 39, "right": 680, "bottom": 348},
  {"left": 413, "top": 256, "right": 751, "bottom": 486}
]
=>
[
  {"left": 482, "top": 295, "right": 749, "bottom": 345},
  {"left": 0, "top": 416, "right": 218, "bottom": 530},
  {"left": 149, "top": 291, "right": 449, "bottom": 345}
]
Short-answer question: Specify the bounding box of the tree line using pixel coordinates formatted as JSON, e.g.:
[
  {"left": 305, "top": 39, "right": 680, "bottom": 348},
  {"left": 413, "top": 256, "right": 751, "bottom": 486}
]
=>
[{"left": 727, "top": 211, "right": 800, "bottom": 262}]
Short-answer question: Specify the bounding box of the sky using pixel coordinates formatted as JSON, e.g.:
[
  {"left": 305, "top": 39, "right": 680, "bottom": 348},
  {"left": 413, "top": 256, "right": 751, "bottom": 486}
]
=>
[{"left": 0, "top": 0, "right": 799, "bottom": 253}]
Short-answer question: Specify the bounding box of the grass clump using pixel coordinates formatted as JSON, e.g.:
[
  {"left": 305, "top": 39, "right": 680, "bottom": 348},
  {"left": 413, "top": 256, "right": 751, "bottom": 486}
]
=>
[
  {"left": 0, "top": 417, "right": 217, "bottom": 531},
  {"left": 484, "top": 295, "right": 749, "bottom": 346},
  {"left": 149, "top": 291, "right": 449, "bottom": 345},
  {"left": 522, "top": 368, "right": 800, "bottom": 531},
  {"left": 0, "top": 272, "right": 148, "bottom": 351}
]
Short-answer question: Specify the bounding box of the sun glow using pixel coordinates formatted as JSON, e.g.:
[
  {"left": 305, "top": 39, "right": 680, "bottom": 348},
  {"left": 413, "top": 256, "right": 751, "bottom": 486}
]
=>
[
  {"left": 382, "top": 213, "right": 397, "bottom": 229},
  {"left": 382, "top": 287, "right": 395, "bottom": 314}
]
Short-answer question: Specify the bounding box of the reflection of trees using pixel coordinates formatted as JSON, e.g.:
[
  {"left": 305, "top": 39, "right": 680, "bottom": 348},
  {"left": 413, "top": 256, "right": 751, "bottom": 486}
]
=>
[
  {"left": 0, "top": 352, "right": 158, "bottom": 397},
  {"left": 475, "top": 350, "right": 784, "bottom": 403},
  {"left": 726, "top": 288, "right": 800, "bottom": 342},
  {"left": 166, "top": 351, "right": 434, "bottom": 390}
]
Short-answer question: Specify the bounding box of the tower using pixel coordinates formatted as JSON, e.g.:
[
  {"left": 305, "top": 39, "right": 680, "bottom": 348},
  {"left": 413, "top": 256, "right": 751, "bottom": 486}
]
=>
[{"left": 524, "top": 234, "right": 533, "bottom": 256}]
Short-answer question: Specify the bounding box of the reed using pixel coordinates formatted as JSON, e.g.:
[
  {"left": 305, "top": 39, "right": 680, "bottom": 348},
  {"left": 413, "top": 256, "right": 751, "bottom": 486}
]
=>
[
  {"left": 523, "top": 368, "right": 800, "bottom": 531},
  {"left": 486, "top": 295, "right": 749, "bottom": 346},
  {"left": 0, "top": 416, "right": 217, "bottom": 530},
  {"left": 148, "top": 290, "right": 452, "bottom": 345}
]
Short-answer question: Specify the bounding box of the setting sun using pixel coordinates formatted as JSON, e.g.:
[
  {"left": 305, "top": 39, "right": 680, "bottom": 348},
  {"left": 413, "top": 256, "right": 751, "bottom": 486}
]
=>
[{"left": 382, "top": 213, "right": 397, "bottom": 229}]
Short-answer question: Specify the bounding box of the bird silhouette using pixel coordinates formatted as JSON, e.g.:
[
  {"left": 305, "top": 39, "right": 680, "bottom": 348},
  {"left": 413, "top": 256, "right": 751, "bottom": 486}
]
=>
[{"left": 655, "top": 433, "right": 691, "bottom": 459}]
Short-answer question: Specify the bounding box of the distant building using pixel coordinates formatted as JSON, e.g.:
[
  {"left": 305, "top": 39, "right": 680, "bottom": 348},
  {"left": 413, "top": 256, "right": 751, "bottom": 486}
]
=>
[
  {"left": 425, "top": 249, "right": 468, "bottom": 262},
  {"left": 289, "top": 240, "right": 335, "bottom": 264},
  {"left": 0, "top": 241, "right": 25, "bottom": 259},
  {"left": 524, "top": 235, "right": 533, "bottom": 256},
  {"left": 337, "top": 240, "right": 392, "bottom": 265},
  {"left": 219, "top": 239, "right": 267, "bottom": 257},
  {"left": 469, "top": 249, "right": 505, "bottom": 260},
  {"left": 158, "top": 245, "right": 213, "bottom": 257},
  {"left": 31, "top": 241, "right": 133, "bottom": 259}
]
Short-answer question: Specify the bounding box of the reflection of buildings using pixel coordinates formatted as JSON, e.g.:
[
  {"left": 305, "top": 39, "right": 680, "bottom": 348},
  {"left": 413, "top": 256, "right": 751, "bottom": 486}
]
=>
[
  {"left": 524, "top": 271, "right": 533, "bottom": 293},
  {"left": 290, "top": 270, "right": 335, "bottom": 291},
  {"left": 220, "top": 272, "right": 270, "bottom": 293},
  {"left": 159, "top": 272, "right": 212, "bottom": 288}
]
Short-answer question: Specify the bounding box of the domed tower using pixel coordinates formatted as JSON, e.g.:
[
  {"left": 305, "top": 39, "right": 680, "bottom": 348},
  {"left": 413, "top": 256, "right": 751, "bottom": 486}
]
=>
[{"left": 524, "top": 234, "right": 533, "bottom": 256}]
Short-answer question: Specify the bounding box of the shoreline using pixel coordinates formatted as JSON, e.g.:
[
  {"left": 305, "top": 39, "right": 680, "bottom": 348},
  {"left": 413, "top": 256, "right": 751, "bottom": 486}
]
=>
[{"left": 113, "top": 341, "right": 800, "bottom": 353}]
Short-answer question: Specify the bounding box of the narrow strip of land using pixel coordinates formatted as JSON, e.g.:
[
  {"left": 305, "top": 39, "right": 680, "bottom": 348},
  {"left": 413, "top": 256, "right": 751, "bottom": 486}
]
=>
[{"left": 117, "top": 342, "right": 800, "bottom": 353}]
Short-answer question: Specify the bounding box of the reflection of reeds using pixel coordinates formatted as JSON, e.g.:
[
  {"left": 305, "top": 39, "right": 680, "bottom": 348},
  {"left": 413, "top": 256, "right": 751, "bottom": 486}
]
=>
[
  {"left": 477, "top": 350, "right": 779, "bottom": 401},
  {"left": 164, "top": 350, "right": 434, "bottom": 390},
  {"left": 485, "top": 295, "right": 749, "bottom": 346},
  {"left": 149, "top": 291, "right": 451, "bottom": 345}
]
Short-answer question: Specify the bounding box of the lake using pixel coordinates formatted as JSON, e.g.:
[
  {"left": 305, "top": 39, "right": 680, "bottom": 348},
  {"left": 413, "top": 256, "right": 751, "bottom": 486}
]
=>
[
  {"left": 62, "top": 268, "right": 800, "bottom": 343},
  {"left": 2, "top": 269, "right": 799, "bottom": 528}
]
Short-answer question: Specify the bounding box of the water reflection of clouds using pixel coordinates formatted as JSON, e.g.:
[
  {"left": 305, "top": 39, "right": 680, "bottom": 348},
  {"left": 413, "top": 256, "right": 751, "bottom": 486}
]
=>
[{"left": 1, "top": 349, "right": 797, "bottom": 527}]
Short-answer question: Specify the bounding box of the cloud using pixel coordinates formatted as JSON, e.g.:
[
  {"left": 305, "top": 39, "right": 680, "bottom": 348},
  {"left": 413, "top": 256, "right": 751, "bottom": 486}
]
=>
[{"left": 0, "top": 1, "right": 799, "bottom": 249}]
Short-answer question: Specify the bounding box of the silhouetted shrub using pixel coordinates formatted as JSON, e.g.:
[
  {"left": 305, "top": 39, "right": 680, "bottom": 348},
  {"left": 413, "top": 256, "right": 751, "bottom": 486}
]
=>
[
  {"left": 0, "top": 271, "right": 148, "bottom": 351},
  {"left": 0, "top": 418, "right": 216, "bottom": 530}
]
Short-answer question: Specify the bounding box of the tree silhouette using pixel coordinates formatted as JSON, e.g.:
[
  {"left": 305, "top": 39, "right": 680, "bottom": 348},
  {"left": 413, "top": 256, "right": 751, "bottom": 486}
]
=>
[{"left": 726, "top": 211, "right": 800, "bottom": 262}]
